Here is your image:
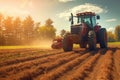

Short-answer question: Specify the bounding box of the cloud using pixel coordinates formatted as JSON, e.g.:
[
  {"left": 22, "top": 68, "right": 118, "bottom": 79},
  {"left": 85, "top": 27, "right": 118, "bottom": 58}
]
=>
[
  {"left": 58, "top": 0, "right": 75, "bottom": 3},
  {"left": 20, "top": 0, "right": 33, "bottom": 8},
  {"left": 59, "top": 3, "right": 106, "bottom": 19},
  {"left": 105, "top": 19, "right": 117, "bottom": 22}
]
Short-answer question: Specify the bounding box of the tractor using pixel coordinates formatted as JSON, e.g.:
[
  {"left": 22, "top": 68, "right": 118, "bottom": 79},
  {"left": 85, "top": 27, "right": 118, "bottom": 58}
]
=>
[{"left": 63, "top": 12, "right": 107, "bottom": 52}]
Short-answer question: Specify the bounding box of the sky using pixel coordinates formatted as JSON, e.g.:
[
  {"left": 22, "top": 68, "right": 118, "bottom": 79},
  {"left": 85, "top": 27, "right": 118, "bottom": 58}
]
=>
[{"left": 0, "top": 0, "right": 119, "bottom": 34}]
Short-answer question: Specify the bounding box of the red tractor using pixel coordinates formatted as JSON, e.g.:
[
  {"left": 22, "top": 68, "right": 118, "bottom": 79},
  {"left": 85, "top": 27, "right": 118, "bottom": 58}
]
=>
[{"left": 62, "top": 12, "right": 107, "bottom": 51}]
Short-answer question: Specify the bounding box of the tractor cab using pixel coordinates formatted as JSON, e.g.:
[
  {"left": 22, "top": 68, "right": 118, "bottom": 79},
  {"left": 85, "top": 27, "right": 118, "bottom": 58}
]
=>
[
  {"left": 70, "top": 12, "right": 100, "bottom": 29},
  {"left": 70, "top": 12, "right": 100, "bottom": 34}
]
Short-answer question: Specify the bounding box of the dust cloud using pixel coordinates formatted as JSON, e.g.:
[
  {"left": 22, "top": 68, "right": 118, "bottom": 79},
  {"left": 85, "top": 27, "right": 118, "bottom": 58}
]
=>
[{"left": 31, "top": 39, "right": 53, "bottom": 49}]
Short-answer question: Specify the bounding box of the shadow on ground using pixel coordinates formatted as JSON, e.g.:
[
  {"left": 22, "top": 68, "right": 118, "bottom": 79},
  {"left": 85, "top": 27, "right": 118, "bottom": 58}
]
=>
[{"left": 73, "top": 47, "right": 120, "bottom": 55}]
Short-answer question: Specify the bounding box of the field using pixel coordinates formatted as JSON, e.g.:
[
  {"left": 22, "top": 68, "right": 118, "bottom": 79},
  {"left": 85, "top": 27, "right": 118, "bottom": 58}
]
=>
[{"left": 0, "top": 44, "right": 120, "bottom": 80}]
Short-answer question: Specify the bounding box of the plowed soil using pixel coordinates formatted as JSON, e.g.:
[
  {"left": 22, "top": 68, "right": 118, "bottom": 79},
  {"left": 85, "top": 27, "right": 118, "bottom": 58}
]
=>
[{"left": 0, "top": 47, "right": 120, "bottom": 80}]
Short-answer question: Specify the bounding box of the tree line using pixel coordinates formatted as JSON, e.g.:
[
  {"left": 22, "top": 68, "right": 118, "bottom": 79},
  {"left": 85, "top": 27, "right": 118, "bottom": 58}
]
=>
[
  {"left": 0, "top": 13, "right": 56, "bottom": 45},
  {"left": 0, "top": 12, "right": 119, "bottom": 46},
  {"left": 107, "top": 25, "right": 120, "bottom": 42}
]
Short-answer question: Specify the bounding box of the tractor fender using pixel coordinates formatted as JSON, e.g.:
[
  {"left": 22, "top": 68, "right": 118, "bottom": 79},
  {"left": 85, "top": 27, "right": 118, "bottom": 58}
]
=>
[{"left": 94, "top": 25, "right": 101, "bottom": 32}]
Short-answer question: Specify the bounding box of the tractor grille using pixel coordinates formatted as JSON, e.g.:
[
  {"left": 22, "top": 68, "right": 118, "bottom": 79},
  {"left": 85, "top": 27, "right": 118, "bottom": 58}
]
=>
[{"left": 71, "top": 26, "right": 81, "bottom": 34}]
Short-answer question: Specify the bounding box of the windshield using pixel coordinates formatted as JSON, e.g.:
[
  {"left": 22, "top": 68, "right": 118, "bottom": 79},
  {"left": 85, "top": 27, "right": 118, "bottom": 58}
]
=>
[
  {"left": 78, "top": 16, "right": 92, "bottom": 27},
  {"left": 73, "top": 16, "right": 96, "bottom": 27},
  {"left": 72, "top": 15, "right": 96, "bottom": 27},
  {"left": 91, "top": 16, "right": 96, "bottom": 27}
]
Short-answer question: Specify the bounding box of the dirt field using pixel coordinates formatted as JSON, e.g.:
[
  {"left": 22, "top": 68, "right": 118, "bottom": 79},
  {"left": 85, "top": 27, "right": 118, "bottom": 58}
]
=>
[{"left": 0, "top": 46, "right": 120, "bottom": 80}]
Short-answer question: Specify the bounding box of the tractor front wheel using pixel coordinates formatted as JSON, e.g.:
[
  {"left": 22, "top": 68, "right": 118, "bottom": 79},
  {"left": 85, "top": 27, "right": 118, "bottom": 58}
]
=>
[
  {"left": 63, "top": 35, "right": 73, "bottom": 52},
  {"left": 88, "top": 30, "right": 96, "bottom": 50},
  {"left": 80, "top": 40, "right": 87, "bottom": 48}
]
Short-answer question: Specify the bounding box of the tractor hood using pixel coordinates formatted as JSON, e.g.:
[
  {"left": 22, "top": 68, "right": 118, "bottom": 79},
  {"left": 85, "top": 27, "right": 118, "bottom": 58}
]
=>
[
  {"left": 71, "top": 23, "right": 82, "bottom": 27},
  {"left": 71, "top": 24, "right": 82, "bottom": 34}
]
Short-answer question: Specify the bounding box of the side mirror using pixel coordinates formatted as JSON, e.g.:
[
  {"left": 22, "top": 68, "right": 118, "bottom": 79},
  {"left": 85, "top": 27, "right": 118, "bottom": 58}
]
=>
[
  {"left": 96, "top": 15, "right": 100, "bottom": 19},
  {"left": 69, "top": 13, "right": 74, "bottom": 25}
]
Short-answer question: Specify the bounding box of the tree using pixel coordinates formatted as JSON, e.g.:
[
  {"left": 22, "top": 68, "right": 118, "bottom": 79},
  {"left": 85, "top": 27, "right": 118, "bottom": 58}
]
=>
[
  {"left": 13, "top": 17, "right": 22, "bottom": 44},
  {"left": 34, "top": 22, "right": 40, "bottom": 33},
  {"left": 115, "top": 25, "right": 120, "bottom": 41},
  {"left": 38, "top": 19, "right": 56, "bottom": 40},
  {"left": 35, "top": 22, "right": 40, "bottom": 28},
  {"left": 22, "top": 16, "right": 34, "bottom": 33},
  {"left": 22, "top": 16, "right": 34, "bottom": 44},
  {"left": 107, "top": 31, "right": 116, "bottom": 42},
  {"left": 0, "top": 14, "right": 57, "bottom": 45},
  {"left": 3, "top": 16, "right": 13, "bottom": 33},
  {"left": 0, "top": 13, "right": 4, "bottom": 31},
  {"left": 38, "top": 26, "right": 56, "bottom": 39},
  {"left": 60, "top": 29, "right": 66, "bottom": 37},
  {"left": 34, "top": 22, "right": 41, "bottom": 39},
  {"left": 13, "top": 17, "right": 21, "bottom": 32},
  {"left": 45, "top": 18, "right": 53, "bottom": 27},
  {"left": 3, "top": 16, "right": 14, "bottom": 45},
  {"left": 0, "top": 13, "right": 5, "bottom": 45}
]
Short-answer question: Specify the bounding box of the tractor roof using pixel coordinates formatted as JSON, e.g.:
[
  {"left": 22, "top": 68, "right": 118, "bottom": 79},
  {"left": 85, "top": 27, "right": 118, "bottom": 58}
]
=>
[{"left": 76, "top": 12, "right": 95, "bottom": 16}]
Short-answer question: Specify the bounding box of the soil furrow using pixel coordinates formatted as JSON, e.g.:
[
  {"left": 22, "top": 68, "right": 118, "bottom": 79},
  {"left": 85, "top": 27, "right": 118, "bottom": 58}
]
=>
[
  {"left": 37, "top": 52, "right": 91, "bottom": 80},
  {"left": 0, "top": 50, "right": 63, "bottom": 67},
  {"left": 0, "top": 51, "right": 73, "bottom": 77},
  {"left": 0, "top": 49, "right": 50, "bottom": 56},
  {"left": 84, "top": 54, "right": 105, "bottom": 80},
  {"left": 112, "top": 50, "right": 120, "bottom": 80},
  {"left": 63, "top": 52, "right": 100, "bottom": 80},
  {"left": 96, "top": 50, "right": 113, "bottom": 80},
  {"left": 0, "top": 47, "right": 119, "bottom": 80},
  {"left": 5, "top": 52, "right": 81, "bottom": 80}
]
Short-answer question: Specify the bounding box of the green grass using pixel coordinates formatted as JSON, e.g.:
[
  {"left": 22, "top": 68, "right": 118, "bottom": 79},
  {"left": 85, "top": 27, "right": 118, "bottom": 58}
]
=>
[
  {"left": 0, "top": 42, "right": 120, "bottom": 49},
  {"left": 73, "top": 42, "right": 120, "bottom": 48},
  {"left": 0, "top": 45, "right": 46, "bottom": 49},
  {"left": 108, "top": 42, "right": 120, "bottom": 45}
]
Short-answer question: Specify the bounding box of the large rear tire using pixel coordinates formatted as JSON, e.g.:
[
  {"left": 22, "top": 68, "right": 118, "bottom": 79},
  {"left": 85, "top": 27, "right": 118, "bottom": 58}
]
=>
[
  {"left": 63, "top": 35, "right": 73, "bottom": 52},
  {"left": 88, "top": 30, "right": 96, "bottom": 50},
  {"left": 99, "top": 28, "right": 107, "bottom": 48}
]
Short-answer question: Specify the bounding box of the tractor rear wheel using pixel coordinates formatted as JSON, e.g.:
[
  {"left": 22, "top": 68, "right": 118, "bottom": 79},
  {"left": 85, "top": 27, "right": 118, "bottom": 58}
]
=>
[
  {"left": 99, "top": 28, "right": 107, "bottom": 48},
  {"left": 88, "top": 30, "right": 96, "bottom": 50},
  {"left": 63, "top": 35, "right": 73, "bottom": 52}
]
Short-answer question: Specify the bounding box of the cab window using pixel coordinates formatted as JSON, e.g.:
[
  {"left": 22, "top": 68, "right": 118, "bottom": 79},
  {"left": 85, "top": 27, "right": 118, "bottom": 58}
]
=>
[{"left": 91, "top": 16, "right": 96, "bottom": 27}]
